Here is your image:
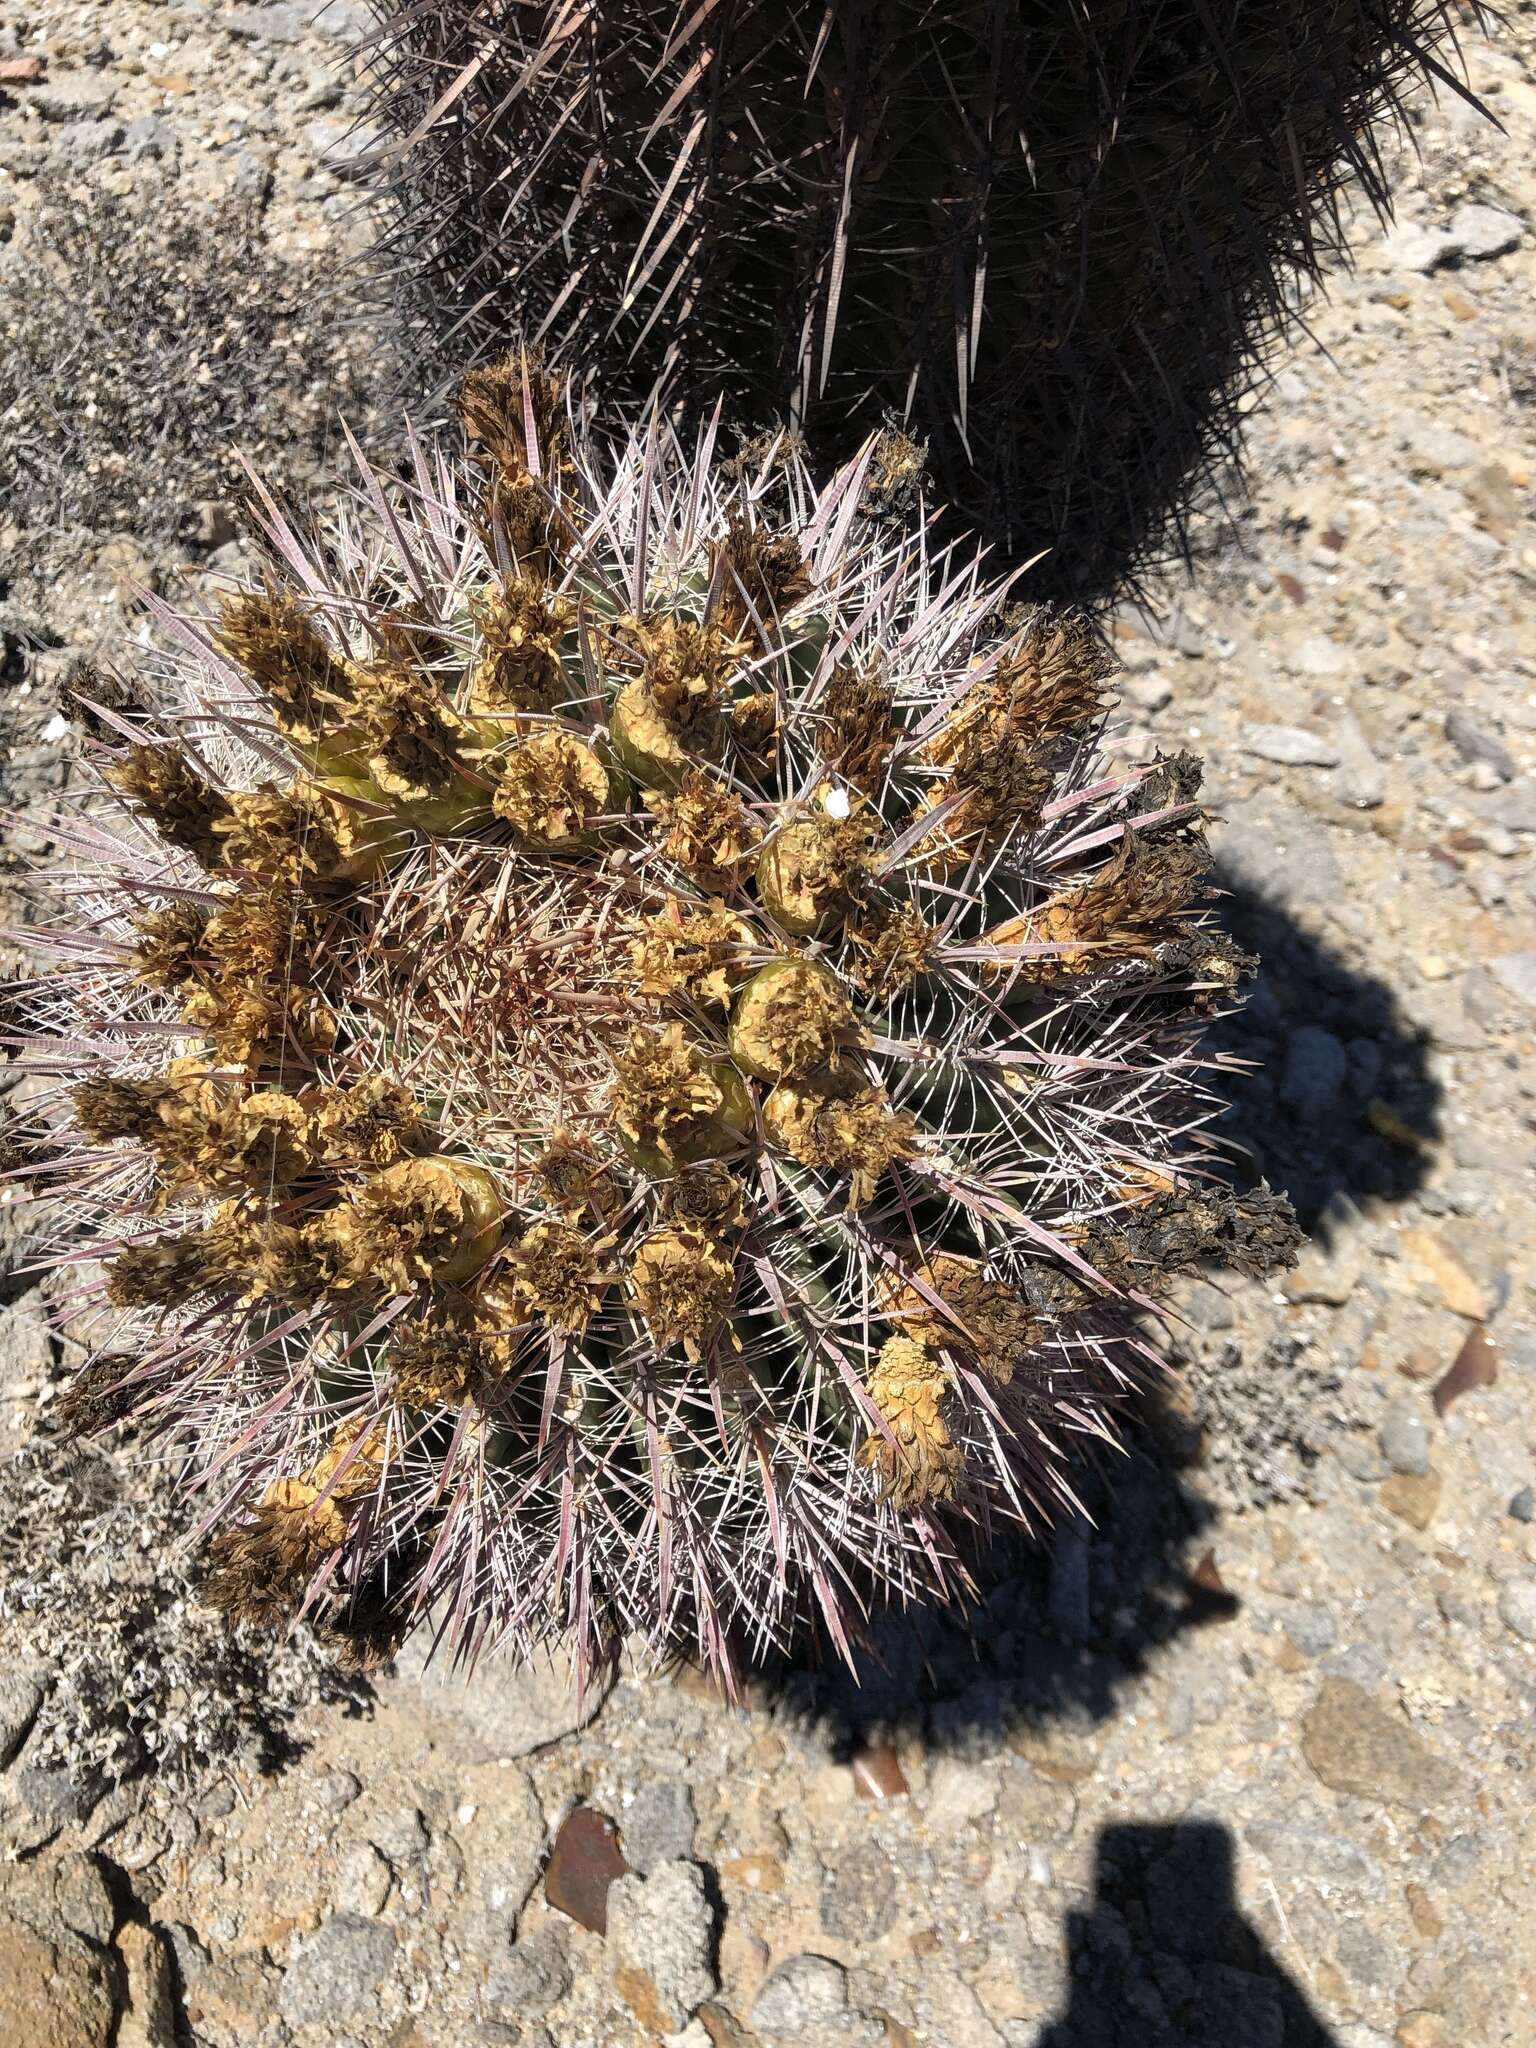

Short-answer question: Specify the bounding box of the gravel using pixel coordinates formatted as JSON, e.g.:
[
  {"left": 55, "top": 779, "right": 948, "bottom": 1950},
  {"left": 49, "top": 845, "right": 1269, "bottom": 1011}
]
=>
[
  {"left": 619, "top": 1780, "right": 697, "bottom": 1874},
  {"left": 483, "top": 1929, "right": 572, "bottom": 2023},
  {"left": 1496, "top": 1580, "right": 1536, "bottom": 1643},
  {"left": 1379, "top": 1401, "right": 1432, "bottom": 1477},
  {"left": 1242, "top": 722, "right": 1342, "bottom": 767}
]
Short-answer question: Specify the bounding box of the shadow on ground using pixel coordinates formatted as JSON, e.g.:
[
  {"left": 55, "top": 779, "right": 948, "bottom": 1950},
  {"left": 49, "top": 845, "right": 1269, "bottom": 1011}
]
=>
[
  {"left": 761, "top": 1401, "right": 1231, "bottom": 1757},
  {"left": 1032, "top": 1821, "right": 1338, "bottom": 2047},
  {"left": 1207, "top": 872, "right": 1442, "bottom": 1229}
]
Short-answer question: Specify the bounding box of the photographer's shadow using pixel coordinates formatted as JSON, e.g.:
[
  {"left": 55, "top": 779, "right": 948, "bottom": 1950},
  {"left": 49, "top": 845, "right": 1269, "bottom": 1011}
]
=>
[{"left": 1034, "top": 1820, "right": 1338, "bottom": 2047}]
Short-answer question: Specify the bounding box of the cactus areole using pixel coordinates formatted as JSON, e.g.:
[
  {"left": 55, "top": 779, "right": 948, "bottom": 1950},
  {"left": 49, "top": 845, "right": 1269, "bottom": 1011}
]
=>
[{"left": 12, "top": 360, "right": 1298, "bottom": 1689}]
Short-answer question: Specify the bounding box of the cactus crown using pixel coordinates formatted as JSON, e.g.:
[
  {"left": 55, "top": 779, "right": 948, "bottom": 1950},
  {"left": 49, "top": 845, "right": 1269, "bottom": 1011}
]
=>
[{"left": 14, "top": 360, "right": 1295, "bottom": 1686}]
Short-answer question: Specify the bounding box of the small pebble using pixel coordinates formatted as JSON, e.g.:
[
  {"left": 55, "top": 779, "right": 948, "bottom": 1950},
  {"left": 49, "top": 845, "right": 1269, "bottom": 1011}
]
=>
[
  {"left": 1433, "top": 1327, "right": 1499, "bottom": 1414},
  {"left": 1497, "top": 1580, "right": 1536, "bottom": 1644},
  {"left": 544, "top": 1807, "right": 630, "bottom": 1936},
  {"left": 851, "top": 1743, "right": 909, "bottom": 1802},
  {"left": 1379, "top": 1402, "right": 1431, "bottom": 1478}
]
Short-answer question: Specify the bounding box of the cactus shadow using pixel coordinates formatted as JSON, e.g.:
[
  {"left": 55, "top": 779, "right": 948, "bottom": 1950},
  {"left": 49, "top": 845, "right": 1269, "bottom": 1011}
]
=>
[
  {"left": 759, "top": 1406, "right": 1232, "bottom": 1756},
  {"left": 1206, "top": 867, "right": 1443, "bottom": 1230},
  {"left": 1031, "top": 1820, "right": 1341, "bottom": 2046}
]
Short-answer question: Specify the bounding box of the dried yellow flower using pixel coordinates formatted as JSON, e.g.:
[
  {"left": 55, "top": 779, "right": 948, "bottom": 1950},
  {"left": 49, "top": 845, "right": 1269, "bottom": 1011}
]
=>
[
  {"left": 129, "top": 902, "right": 209, "bottom": 989},
  {"left": 215, "top": 587, "right": 357, "bottom": 750},
  {"left": 846, "top": 903, "right": 936, "bottom": 1000},
  {"left": 608, "top": 615, "right": 743, "bottom": 790},
  {"left": 755, "top": 801, "right": 873, "bottom": 938},
  {"left": 199, "top": 1089, "right": 314, "bottom": 1192},
  {"left": 307, "top": 1077, "right": 423, "bottom": 1168},
  {"left": 729, "top": 957, "right": 855, "bottom": 1081},
  {"left": 507, "top": 1219, "right": 607, "bottom": 1332},
  {"left": 76, "top": 1074, "right": 316, "bottom": 1198},
  {"left": 728, "top": 691, "right": 778, "bottom": 759},
  {"left": 858, "top": 1334, "right": 965, "bottom": 1508},
  {"left": 819, "top": 664, "right": 894, "bottom": 790},
  {"left": 534, "top": 1130, "right": 617, "bottom": 1218},
  {"left": 460, "top": 355, "right": 574, "bottom": 563},
  {"left": 713, "top": 517, "right": 813, "bottom": 634},
  {"left": 72, "top": 1075, "right": 174, "bottom": 1145},
  {"left": 609, "top": 1024, "right": 754, "bottom": 1174},
  {"left": 468, "top": 576, "right": 575, "bottom": 716},
  {"left": 106, "top": 1230, "right": 228, "bottom": 1310},
  {"left": 106, "top": 744, "right": 232, "bottom": 869},
  {"left": 628, "top": 1223, "right": 735, "bottom": 1360},
  {"left": 177, "top": 890, "right": 336, "bottom": 1071},
  {"left": 859, "top": 428, "right": 928, "bottom": 521},
  {"left": 221, "top": 1205, "right": 341, "bottom": 1307},
  {"left": 981, "top": 828, "right": 1210, "bottom": 980},
  {"left": 202, "top": 1420, "right": 388, "bottom": 1627},
  {"left": 649, "top": 770, "right": 753, "bottom": 891},
  {"left": 345, "top": 654, "right": 468, "bottom": 803},
  {"left": 921, "top": 616, "right": 1114, "bottom": 769},
  {"left": 761, "top": 1063, "right": 912, "bottom": 1208},
  {"left": 317, "top": 1156, "right": 504, "bottom": 1298},
  {"left": 659, "top": 1161, "right": 747, "bottom": 1236},
  {"left": 492, "top": 729, "right": 611, "bottom": 847},
  {"left": 215, "top": 778, "right": 395, "bottom": 886},
  {"left": 631, "top": 897, "right": 748, "bottom": 1008},
  {"left": 390, "top": 1322, "right": 513, "bottom": 1409},
  {"left": 879, "top": 1253, "right": 1038, "bottom": 1385}
]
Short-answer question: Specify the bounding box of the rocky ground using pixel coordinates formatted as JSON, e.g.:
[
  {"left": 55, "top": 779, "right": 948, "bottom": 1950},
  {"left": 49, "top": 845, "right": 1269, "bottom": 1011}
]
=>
[{"left": 2, "top": 6, "right": 1535, "bottom": 2047}]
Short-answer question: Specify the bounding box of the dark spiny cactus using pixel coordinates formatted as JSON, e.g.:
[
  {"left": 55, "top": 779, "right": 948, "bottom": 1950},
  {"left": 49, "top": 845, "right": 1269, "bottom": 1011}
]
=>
[{"left": 353, "top": 0, "right": 1476, "bottom": 601}]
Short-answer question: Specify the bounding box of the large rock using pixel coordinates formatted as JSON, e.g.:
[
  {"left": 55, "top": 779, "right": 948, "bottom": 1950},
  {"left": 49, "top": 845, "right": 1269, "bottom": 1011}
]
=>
[
  {"left": 1300, "top": 1680, "right": 1464, "bottom": 1813},
  {"left": 483, "top": 1927, "right": 571, "bottom": 2023},
  {"left": 383, "top": 1636, "right": 612, "bottom": 1760},
  {"left": 543, "top": 1806, "right": 630, "bottom": 1935},
  {"left": 0, "top": 1665, "right": 45, "bottom": 1766},
  {"left": 278, "top": 1916, "right": 396, "bottom": 2025},
  {"left": 819, "top": 1839, "right": 898, "bottom": 1944},
  {"left": 1497, "top": 1579, "right": 1536, "bottom": 1643},
  {"left": 1379, "top": 1401, "right": 1431, "bottom": 1477},
  {"left": 116, "top": 1924, "right": 176, "bottom": 2048},
  {"left": 1447, "top": 202, "right": 1525, "bottom": 261},
  {"left": 1241, "top": 722, "right": 1340, "bottom": 768},
  {"left": 607, "top": 1860, "right": 717, "bottom": 2035},
  {"left": 0, "top": 1860, "right": 119, "bottom": 2048},
  {"left": 751, "top": 1955, "right": 852, "bottom": 2039},
  {"left": 1489, "top": 954, "right": 1536, "bottom": 1010},
  {"left": 620, "top": 1780, "right": 697, "bottom": 1875},
  {"left": 0, "top": 1918, "right": 118, "bottom": 2048}
]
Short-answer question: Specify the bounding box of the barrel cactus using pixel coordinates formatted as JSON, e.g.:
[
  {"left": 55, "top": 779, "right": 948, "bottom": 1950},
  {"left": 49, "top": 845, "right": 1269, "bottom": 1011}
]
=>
[
  {"left": 14, "top": 360, "right": 1297, "bottom": 1686},
  {"left": 355, "top": 0, "right": 1471, "bottom": 599}
]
